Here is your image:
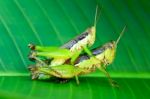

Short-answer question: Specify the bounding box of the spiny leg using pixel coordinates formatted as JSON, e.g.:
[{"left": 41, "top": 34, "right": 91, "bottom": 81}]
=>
[{"left": 98, "top": 66, "right": 119, "bottom": 87}]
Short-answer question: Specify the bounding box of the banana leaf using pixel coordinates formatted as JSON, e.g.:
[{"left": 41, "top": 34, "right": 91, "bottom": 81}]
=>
[{"left": 0, "top": 0, "right": 150, "bottom": 99}]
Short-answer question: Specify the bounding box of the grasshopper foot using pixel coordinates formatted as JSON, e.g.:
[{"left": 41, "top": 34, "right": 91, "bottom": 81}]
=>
[{"left": 110, "top": 80, "right": 119, "bottom": 88}]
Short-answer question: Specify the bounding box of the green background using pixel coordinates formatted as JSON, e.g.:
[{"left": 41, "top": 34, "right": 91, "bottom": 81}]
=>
[{"left": 0, "top": 0, "right": 150, "bottom": 99}]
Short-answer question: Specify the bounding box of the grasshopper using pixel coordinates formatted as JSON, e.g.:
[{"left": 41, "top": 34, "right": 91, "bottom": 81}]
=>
[
  {"left": 28, "top": 26, "right": 126, "bottom": 87},
  {"left": 28, "top": 6, "right": 99, "bottom": 66}
]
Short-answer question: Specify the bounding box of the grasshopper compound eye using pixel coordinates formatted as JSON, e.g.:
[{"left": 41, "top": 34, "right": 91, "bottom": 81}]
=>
[{"left": 110, "top": 41, "right": 116, "bottom": 48}]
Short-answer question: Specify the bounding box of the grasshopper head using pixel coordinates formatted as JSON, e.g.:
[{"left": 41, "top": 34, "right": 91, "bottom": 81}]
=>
[
  {"left": 92, "top": 41, "right": 116, "bottom": 66},
  {"left": 102, "top": 41, "right": 116, "bottom": 66},
  {"left": 87, "top": 26, "right": 96, "bottom": 46},
  {"left": 102, "top": 26, "right": 126, "bottom": 66},
  {"left": 90, "top": 26, "right": 96, "bottom": 34}
]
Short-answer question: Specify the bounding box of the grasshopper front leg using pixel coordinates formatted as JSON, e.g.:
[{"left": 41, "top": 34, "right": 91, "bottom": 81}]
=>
[
  {"left": 83, "top": 46, "right": 93, "bottom": 56},
  {"left": 97, "top": 66, "right": 119, "bottom": 87},
  {"left": 70, "top": 46, "right": 95, "bottom": 65}
]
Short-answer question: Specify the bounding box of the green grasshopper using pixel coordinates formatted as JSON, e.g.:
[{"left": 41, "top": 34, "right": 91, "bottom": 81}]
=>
[
  {"left": 28, "top": 6, "right": 99, "bottom": 66},
  {"left": 28, "top": 27, "right": 126, "bottom": 87}
]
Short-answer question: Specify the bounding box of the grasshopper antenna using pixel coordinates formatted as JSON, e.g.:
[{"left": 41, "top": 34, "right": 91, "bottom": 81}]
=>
[
  {"left": 94, "top": 5, "right": 98, "bottom": 28},
  {"left": 115, "top": 26, "right": 126, "bottom": 47},
  {"left": 93, "top": 5, "right": 102, "bottom": 27}
]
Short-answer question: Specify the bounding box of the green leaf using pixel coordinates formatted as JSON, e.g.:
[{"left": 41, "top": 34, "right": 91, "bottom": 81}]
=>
[{"left": 0, "top": 0, "right": 150, "bottom": 99}]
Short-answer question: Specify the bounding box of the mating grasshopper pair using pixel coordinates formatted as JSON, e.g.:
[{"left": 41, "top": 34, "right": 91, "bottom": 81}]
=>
[{"left": 28, "top": 6, "right": 126, "bottom": 87}]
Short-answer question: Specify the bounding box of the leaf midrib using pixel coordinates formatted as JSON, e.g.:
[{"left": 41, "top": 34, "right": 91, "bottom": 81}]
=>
[{"left": 0, "top": 72, "right": 150, "bottom": 79}]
